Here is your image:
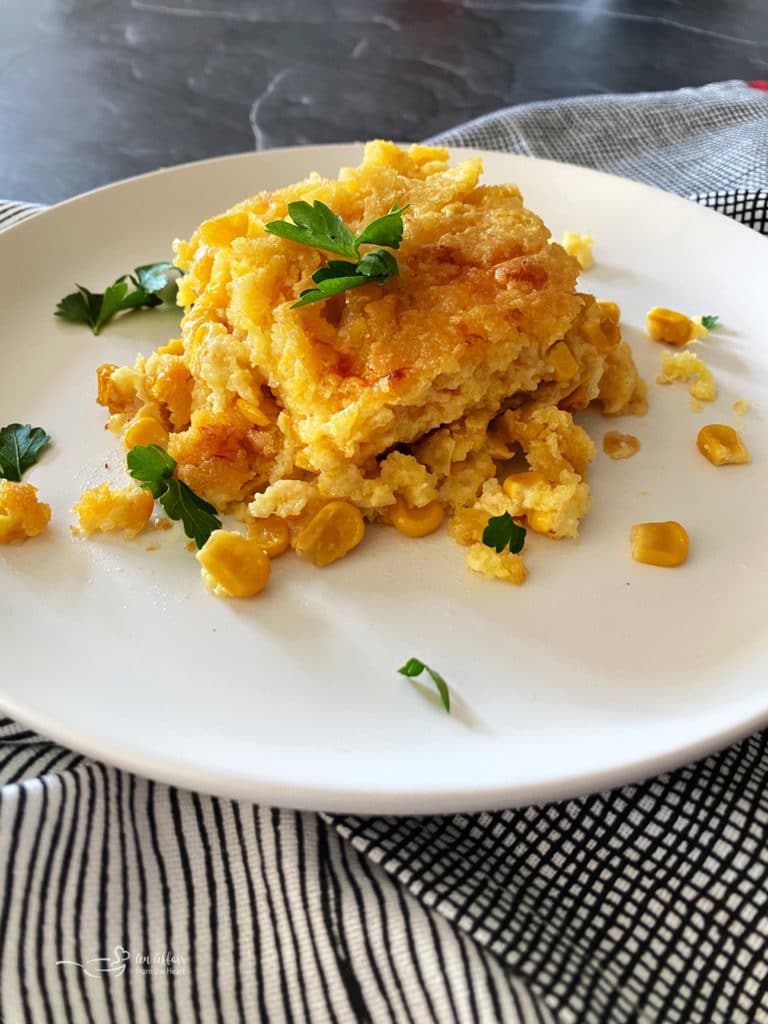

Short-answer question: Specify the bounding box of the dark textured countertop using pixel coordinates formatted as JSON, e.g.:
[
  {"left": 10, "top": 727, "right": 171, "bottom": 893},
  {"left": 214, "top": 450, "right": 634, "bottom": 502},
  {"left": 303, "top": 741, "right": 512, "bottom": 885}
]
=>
[{"left": 3, "top": 0, "right": 768, "bottom": 204}]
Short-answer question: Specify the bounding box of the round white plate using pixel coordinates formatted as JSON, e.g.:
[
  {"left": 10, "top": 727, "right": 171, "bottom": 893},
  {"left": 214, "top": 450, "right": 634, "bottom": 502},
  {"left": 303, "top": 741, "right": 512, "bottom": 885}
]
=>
[{"left": 2, "top": 145, "right": 767, "bottom": 813}]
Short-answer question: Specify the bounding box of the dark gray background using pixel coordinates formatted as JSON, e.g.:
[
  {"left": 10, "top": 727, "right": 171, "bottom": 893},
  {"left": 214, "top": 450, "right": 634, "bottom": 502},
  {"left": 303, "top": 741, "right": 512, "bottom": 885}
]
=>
[{"left": 3, "top": 0, "right": 768, "bottom": 204}]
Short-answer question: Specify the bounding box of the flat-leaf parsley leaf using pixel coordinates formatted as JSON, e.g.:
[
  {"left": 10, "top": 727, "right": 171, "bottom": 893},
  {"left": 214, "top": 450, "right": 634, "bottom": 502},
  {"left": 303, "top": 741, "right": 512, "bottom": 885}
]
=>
[
  {"left": 127, "top": 444, "right": 221, "bottom": 548},
  {"left": 701, "top": 314, "right": 719, "bottom": 330},
  {"left": 398, "top": 657, "right": 451, "bottom": 713},
  {"left": 482, "top": 511, "right": 526, "bottom": 555},
  {"left": 0, "top": 424, "right": 51, "bottom": 482},
  {"left": 55, "top": 262, "right": 180, "bottom": 335},
  {"left": 264, "top": 200, "right": 408, "bottom": 307}
]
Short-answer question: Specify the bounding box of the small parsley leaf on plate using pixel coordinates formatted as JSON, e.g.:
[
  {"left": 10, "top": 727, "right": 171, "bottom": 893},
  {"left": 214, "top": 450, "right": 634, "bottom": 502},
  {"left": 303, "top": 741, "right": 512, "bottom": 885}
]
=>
[
  {"left": 54, "top": 286, "right": 104, "bottom": 332},
  {"left": 482, "top": 512, "right": 526, "bottom": 555},
  {"left": 127, "top": 443, "right": 221, "bottom": 548},
  {"left": 0, "top": 424, "right": 52, "bottom": 482},
  {"left": 701, "top": 314, "right": 719, "bottom": 330},
  {"left": 55, "top": 262, "right": 180, "bottom": 335},
  {"left": 398, "top": 657, "right": 451, "bottom": 713}
]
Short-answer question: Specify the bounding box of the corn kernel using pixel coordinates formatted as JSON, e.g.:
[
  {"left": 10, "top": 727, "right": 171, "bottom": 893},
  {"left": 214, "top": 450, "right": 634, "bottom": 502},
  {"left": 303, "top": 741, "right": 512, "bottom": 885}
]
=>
[
  {"left": 597, "top": 300, "right": 620, "bottom": 322},
  {"left": 646, "top": 307, "right": 694, "bottom": 347},
  {"left": 0, "top": 481, "right": 51, "bottom": 544},
  {"left": 124, "top": 417, "right": 169, "bottom": 450},
  {"left": 200, "top": 212, "right": 250, "bottom": 247},
  {"left": 502, "top": 471, "right": 549, "bottom": 497},
  {"left": 197, "top": 530, "right": 271, "bottom": 598},
  {"left": 236, "top": 398, "right": 270, "bottom": 427},
  {"left": 155, "top": 338, "right": 184, "bottom": 356},
  {"left": 548, "top": 341, "right": 579, "bottom": 382},
  {"left": 295, "top": 501, "right": 365, "bottom": 567},
  {"left": 696, "top": 424, "right": 750, "bottom": 466},
  {"left": 247, "top": 515, "right": 290, "bottom": 557},
  {"left": 581, "top": 316, "right": 621, "bottom": 353},
  {"left": 733, "top": 399, "right": 750, "bottom": 416},
  {"left": 631, "top": 521, "right": 689, "bottom": 568},
  {"left": 387, "top": 498, "right": 444, "bottom": 538}
]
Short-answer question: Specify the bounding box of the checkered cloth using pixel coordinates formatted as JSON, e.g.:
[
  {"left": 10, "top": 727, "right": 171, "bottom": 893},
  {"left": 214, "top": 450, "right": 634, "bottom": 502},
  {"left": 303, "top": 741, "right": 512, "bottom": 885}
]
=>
[{"left": 1, "top": 80, "right": 767, "bottom": 1024}]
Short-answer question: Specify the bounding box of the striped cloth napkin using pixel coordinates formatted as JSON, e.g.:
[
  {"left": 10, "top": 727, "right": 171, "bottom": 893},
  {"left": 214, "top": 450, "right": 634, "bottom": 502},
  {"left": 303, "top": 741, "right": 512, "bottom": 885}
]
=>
[{"left": 1, "top": 80, "right": 767, "bottom": 1024}]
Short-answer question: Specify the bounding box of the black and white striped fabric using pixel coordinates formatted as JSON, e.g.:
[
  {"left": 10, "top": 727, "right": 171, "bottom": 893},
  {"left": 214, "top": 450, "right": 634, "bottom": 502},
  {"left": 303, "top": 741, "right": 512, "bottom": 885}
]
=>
[{"left": 2, "top": 80, "right": 768, "bottom": 1023}]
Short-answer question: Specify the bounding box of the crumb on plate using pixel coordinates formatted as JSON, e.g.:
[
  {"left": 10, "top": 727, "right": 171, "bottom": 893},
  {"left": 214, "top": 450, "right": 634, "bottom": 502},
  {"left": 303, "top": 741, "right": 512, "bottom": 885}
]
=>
[
  {"left": 71, "top": 482, "right": 153, "bottom": 539},
  {"left": 657, "top": 350, "right": 716, "bottom": 402},
  {"left": 0, "top": 481, "right": 51, "bottom": 544},
  {"left": 561, "top": 232, "right": 594, "bottom": 270}
]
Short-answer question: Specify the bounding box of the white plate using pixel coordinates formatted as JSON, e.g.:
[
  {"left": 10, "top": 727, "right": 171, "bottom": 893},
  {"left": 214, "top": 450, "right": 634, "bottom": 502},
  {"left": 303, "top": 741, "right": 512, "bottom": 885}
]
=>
[{"left": 2, "top": 145, "right": 767, "bottom": 813}]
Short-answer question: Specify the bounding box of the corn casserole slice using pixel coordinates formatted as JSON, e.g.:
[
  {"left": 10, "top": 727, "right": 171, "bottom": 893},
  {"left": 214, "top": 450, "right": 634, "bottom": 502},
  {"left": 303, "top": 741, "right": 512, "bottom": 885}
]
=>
[{"left": 94, "top": 141, "right": 646, "bottom": 583}]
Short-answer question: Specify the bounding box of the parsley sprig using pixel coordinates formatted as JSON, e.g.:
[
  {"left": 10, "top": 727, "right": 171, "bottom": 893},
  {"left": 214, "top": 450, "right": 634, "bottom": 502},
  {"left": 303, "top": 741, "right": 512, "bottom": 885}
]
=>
[
  {"left": 55, "top": 262, "right": 180, "bottom": 335},
  {"left": 127, "top": 444, "right": 221, "bottom": 549},
  {"left": 700, "top": 314, "right": 719, "bottom": 330},
  {"left": 482, "top": 512, "right": 526, "bottom": 555},
  {"left": 264, "top": 200, "right": 407, "bottom": 307},
  {"left": 0, "top": 424, "right": 51, "bottom": 482},
  {"left": 398, "top": 658, "right": 451, "bottom": 713}
]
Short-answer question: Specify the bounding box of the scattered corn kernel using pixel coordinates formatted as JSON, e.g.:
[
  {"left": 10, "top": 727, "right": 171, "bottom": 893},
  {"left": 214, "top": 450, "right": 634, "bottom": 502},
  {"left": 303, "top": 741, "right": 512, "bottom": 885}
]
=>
[
  {"left": 696, "top": 424, "right": 750, "bottom": 466},
  {"left": 71, "top": 483, "right": 154, "bottom": 539},
  {"left": 387, "top": 498, "right": 445, "bottom": 538},
  {"left": 657, "top": 350, "right": 716, "bottom": 402},
  {"left": 295, "top": 500, "right": 365, "bottom": 567},
  {"left": 0, "top": 481, "right": 51, "bottom": 544},
  {"left": 733, "top": 399, "right": 750, "bottom": 416},
  {"left": 631, "top": 521, "right": 689, "bottom": 568},
  {"left": 646, "top": 307, "right": 695, "bottom": 347},
  {"left": 197, "top": 529, "right": 271, "bottom": 598},
  {"left": 603, "top": 431, "right": 641, "bottom": 460},
  {"left": 247, "top": 515, "right": 290, "bottom": 557},
  {"left": 548, "top": 341, "right": 579, "bottom": 382},
  {"left": 597, "top": 300, "right": 620, "bottom": 322},
  {"left": 561, "top": 232, "right": 594, "bottom": 270},
  {"left": 124, "top": 417, "right": 169, "bottom": 450}
]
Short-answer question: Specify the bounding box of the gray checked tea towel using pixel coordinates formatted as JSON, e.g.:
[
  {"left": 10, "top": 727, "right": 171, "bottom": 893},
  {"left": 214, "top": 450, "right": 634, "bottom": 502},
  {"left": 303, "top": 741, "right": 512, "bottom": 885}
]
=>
[{"left": 1, "top": 80, "right": 767, "bottom": 1024}]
